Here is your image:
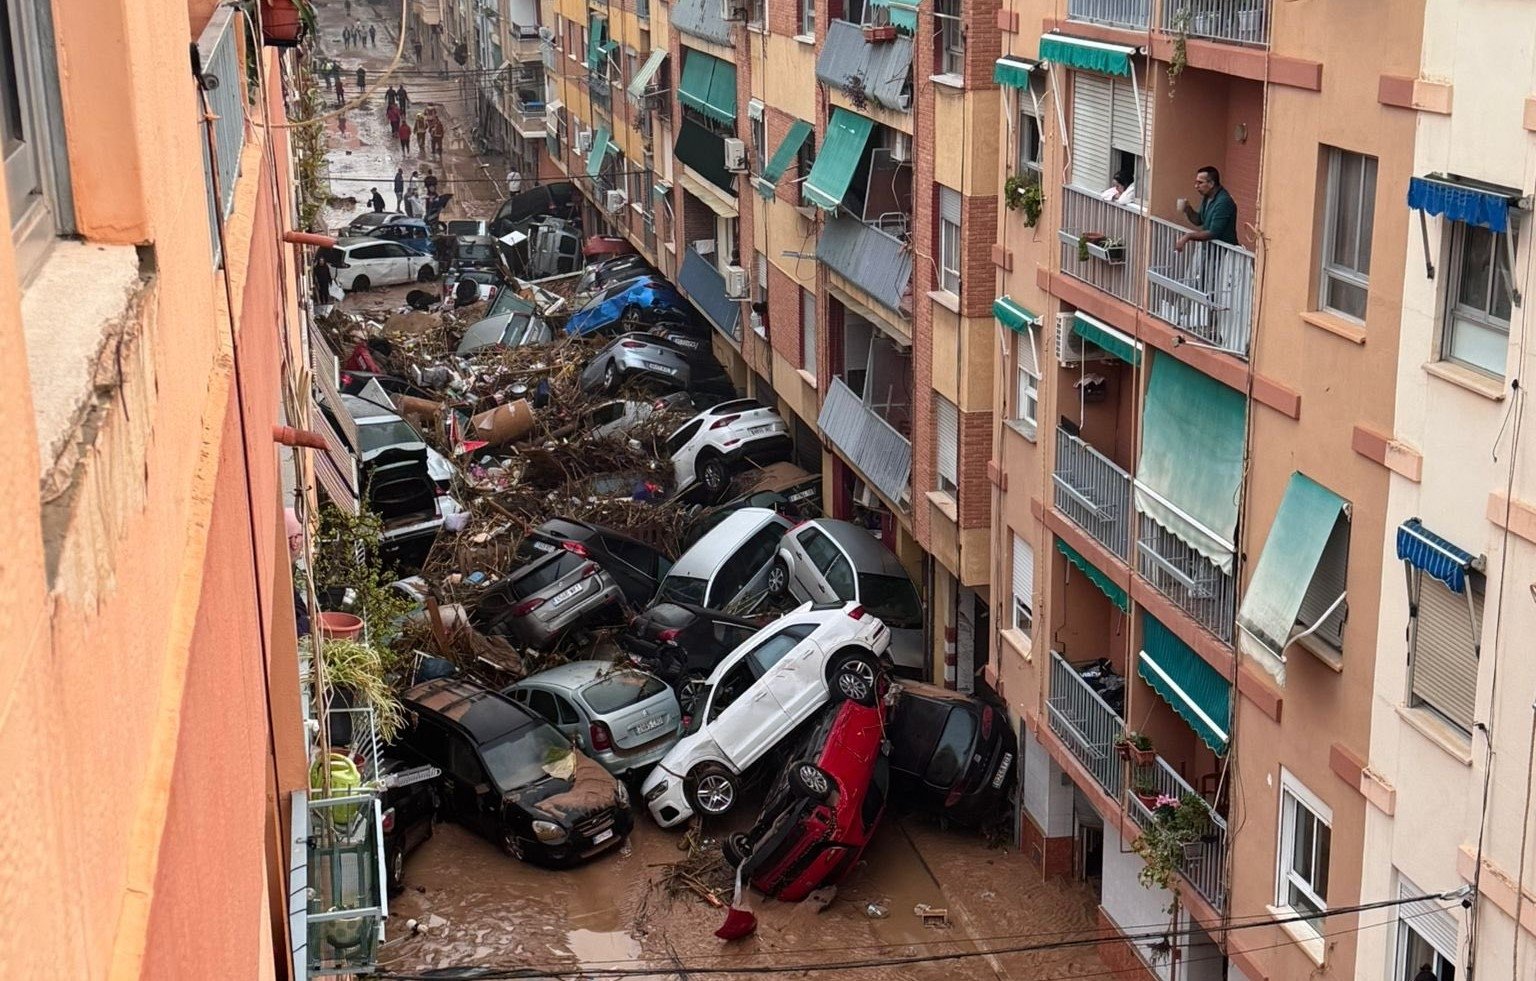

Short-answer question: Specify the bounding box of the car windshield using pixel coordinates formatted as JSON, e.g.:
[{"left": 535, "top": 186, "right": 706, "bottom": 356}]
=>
[
  {"left": 857, "top": 574, "right": 923, "bottom": 628},
  {"left": 925, "top": 708, "right": 978, "bottom": 787},
  {"left": 582, "top": 670, "right": 668, "bottom": 713},
  {"left": 356, "top": 418, "right": 422, "bottom": 455},
  {"left": 446, "top": 220, "right": 482, "bottom": 235},
  {"left": 655, "top": 574, "right": 708, "bottom": 606},
  {"left": 513, "top": 552, "right": 584, "bottom": 599},
  {"left": 459, "top": 242, "right": 496, "bottom": 262},
  {"left": 479, "top": 725, "right": 577, "bottom": 792}
]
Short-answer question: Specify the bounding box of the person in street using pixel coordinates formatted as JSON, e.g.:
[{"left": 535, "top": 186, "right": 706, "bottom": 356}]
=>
[
  {"left": 415, "top": 116, "right": 428, "bottom": 156},
  {"left": 397, "top": 85, "right": 410, "bottom": 114},
  {"left": 311, "top": 252, "right": 333, "bottom": 309},
  {"left": 337, "top": 112, "right": 347, "bottom": 137},
  {"left": 424, "top": 168, "right": 438, "bottom": 198},
  {"left": 393, "top": 167, "right": 405, "bottom": 210},
  {"left": 387, "top": 103, "right": 400, "bottom": 132},
  {"left": 369, "top": 24, "right": 377, "bottom": 46},
  {"left": 355, "top": 66, "right": 366, "bottom": 95},
  {"left": 334, "top": 79, "right": 345, "bottom": 109},
  {"left": 398, "top": 119, "right": 412, "bottom": 154},
  {"left": 413, "top": 39, "right": 423, "bottom": 62},
  {"left": 407, "top": 170, "right": 420, "bottom": 200},
  {"left": 404, "top": 188, "right": 421, "bottom": 218},
  {"left": 1174, "top": 165, "right": 1238, "bottom": 251},
  {"left": 369, "top": 187, "right": 385, "bottom": 212},
  {"left": 430, "top": 116, "right": 445, "bottom": 158},
  {"left": 344, "top": 0, "right": 351, "bottom": 14},
  {"left": 506, "top": 168, "right": 522, "bottom": 195},
  {"left": 385, "top": 85, "right": 397, "bottom": 111}
]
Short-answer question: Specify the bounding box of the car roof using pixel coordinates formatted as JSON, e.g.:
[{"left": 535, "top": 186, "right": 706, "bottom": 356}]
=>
[
  {"left": 670, "top": 507, "right": 787, "bottom": 577},
  {"left": 456, "top": 234, "right": 497, "bottom": 246},
  {"left": 337, "top": 236, "right": 392, "bottom": 249},
  {"left": 516, "top": 659, "right": 649, "bottom": 691},
  {"left": 805, "top": 519, "right": 908, "bottom": 576},
  {"left": 402, "top": 678, "right": 537, "bottom": 742},
  {"left": 642, "top": 601, "right": 760, "bottom": 627}
]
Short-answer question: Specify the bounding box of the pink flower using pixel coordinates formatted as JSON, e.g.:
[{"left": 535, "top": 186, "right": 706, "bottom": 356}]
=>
[{"left": 1154, "top": 794, "right": 1180, "bottom": 809}]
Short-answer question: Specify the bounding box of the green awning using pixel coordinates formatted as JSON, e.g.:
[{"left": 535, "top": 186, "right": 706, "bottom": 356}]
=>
[
  {"left": 1237, "top": 473, "right": 1348, "bottom": 669},
  {"left": 1073, "top": 311, "right": 1141, "bottom": 365},
  {"left": 1134, "top": 354, "right": 1246, "bottom": 573},
  {"left": 586, "top": 124, "right": 612, "bottom": 178},
  {"left": 1039, "top": 34, "right": 1134, "bottom": 77},
  {"left": 1139, "top": 612, "right": 1231, "bottom": 754},
  {"left": 759, "top": 119, "right": 813, "bottom": 193},
  {"left": 677, "top": 50, "right": 737, "bottom": 126},
  {"left": 993, "top": 56, "right": 1038, "bottom": 90},
  {"left": 803, "top": 108, "right": 874, "bottom": 211},
  {"left": 1056, "top": 537, "right": 1129, "bottom": 612},
  {"left": 993, "top": 296, "right": 1039, "bottom": 333},
  {"left": 627, "top": 49, "right": 668, "bottom": 97},
  {"left": 869, "top": 0, "right": 919, "bottom": 31},
  {"left": 586, "top": 15, "right": 607, "bottom": 70}
]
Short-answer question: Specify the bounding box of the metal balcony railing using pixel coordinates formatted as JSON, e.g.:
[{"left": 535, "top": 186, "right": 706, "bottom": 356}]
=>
[
  {"left": 678, "top": 247, "right": 741, "bottom": 340},
  {"left": 196, "top": 7, "right": 245, "bottom": 266},
  {"left": 818, "top": 377, "right": 913, "bottom": 506},
  {"left": 305, "top": 793, "right": 387, "bottom": 975},
  {"left": 1053, "top": 430, "right": 1133, "bottom": 561},
  {"left": 1127, "top": 755, "right": 1229, "bottom": 910},
  {"left": 1161, "top": 0, "right": 1269, "bottom": 47},
  {"left": 1068, "top": 0, "right": 1151, "bottom": 30},
  {"left": 1136, "top": 518, "right": 1236, "bottom": 643},
  {"left": 1146, "top": 217, "right": 1256, "bottom": 358},
  {"left": 1047, "top": 652, "right": 1126, "bottom": 801},
  {"left": 1059, "top": 187, "right": 1145, "bottom": 308}
]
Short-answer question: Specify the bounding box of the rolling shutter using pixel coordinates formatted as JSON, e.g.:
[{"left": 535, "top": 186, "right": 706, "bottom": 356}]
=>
[
  {"left": 935, "top": 395, "right": 959, "bottom": 487},
  {"left": 1070, "top": 72, "right": 1112, "bottom": 191},
  {"left": 1109, "top": 77, "right": 1147, "bottom": 156},
  {"left": 1410, "top": 576, "right": 1483, "bottom": 730},
  {"left": 1398, "top": 874, "right": 1460, "bottom": 963},
  {"left": 1012, "top": 534, "right": 1035, "bottom": 609},
  {"left": 1016, "top": 325, "right": 1039, "bottom": 377},
  {"left": 1295, "top": 516, "right": 1350, "bottom": 649},
  {"left": 939, "top": 185, "right": 962, "bottom": 225}
]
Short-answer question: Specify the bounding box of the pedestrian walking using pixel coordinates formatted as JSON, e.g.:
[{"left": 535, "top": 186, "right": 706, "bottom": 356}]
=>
[
  {"left": 355, "top": 66, "right": 366, "bottom": 94},
  {"left": 334, "top": 79, "right": 345, "bottom": 109},
  {"left": 404, "top": 188, "right": 420, "bottom": 218},
  {"left": 312, "top": 252, "right": 333, "bottom": 309},
  {"left": 430, "top": 117, "right": 444, "bottom": 159},
  {"left": 385, "top": 85, "right": 397, "bottom": 111},
  {"left": 369, "top": 187, "right": 385, "bottom": 212},
  {"left": 416, "top": 120, "right": 427, "bottom": 156},
  {"left": 398, "top": 120, "right": 412, "bottom": 154},
  {"left": 506, "top": 168, "right": 522, "bottom": 195},
  {"left": 397, "top": 86, "right": 410, "bottom": 114},
  {"left": 393, "top": 167, "right": 405, "bottom": 210},
  {"left": 424, "top": 168, "right": 438, "bottom": 198},
  {"left": 341, "top": 26, "right": 351, "bottom": 47},
  {"left": 413, "top": 39, "right": 423, "bottom": 62},
  {"left": 387, "top": 103, "right": 401, "bottom": 132},
  {"left": 407, "top": 170, "right": 421, "bottom": 199},
  {"left": 337, "top": 112, "right": 347, "bottom": 136},
  {"left": 369, "top": 25, "right": 377, "bottom": 46}
]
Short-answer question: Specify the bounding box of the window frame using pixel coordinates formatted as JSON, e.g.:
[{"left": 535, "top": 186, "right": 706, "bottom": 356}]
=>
[
  {"left": 1317, "top": 147, "right": 1377, "bottom": 322},
  {"left": 938, "top": 187, "right": 962, "bottom": 294},
  {"left": 1018, "top": 106, "right": 1043, "bottom": 180},
  {"left": 934, "top": 0, "right": 965, "bottom": 78},
  {"left": 749, "top": 102, "right": 767, "bottom": 176},
  {"left": 1275, "top": 769, "right": 1332, "bottom": 938},
  {"left": 1439, "top": 220, "right": 1517, "bottom": 378},
  {"left": 799, "top": 0, "right": 815, "bottom": 37},
  {"left": 1012, "top": 329, "right": 1039, "bottom": 438},
  {"left": 4, "top": 0, "right": 73, "bottom": 283},
  {"left": 1011, "top": 533, "right": 1033, "bottom": 635},
  {"left": 934, "top": 394, "right": 959, "bottom": 496}
]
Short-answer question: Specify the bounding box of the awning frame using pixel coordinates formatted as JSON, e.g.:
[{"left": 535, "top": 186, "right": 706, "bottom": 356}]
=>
[
  {"left": 1408, "top": 173, "right": 1527, "bottom": 304},
  {"left": 757, "top": 118, "right": 813, "bottom": 198},
  {"left": 1396, "top": 518, "right": 1480, "bottom": 594},
  {"left": 1038, "top": 33, "right": 1139, "bottom": 77},
  {"left": 1073, "top": 311, "right": 1141, "bottom": 365},
  {"left": 803, "top": 107, "right": 875, "bottom": 212}
]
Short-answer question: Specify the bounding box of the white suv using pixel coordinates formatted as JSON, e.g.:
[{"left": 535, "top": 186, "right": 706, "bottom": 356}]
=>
[
  {"left": 640, "top": 601, "right": 891, "bottom": 827},
  {"left": 665, "top": 399, "right": 792, "bottom": 498}
]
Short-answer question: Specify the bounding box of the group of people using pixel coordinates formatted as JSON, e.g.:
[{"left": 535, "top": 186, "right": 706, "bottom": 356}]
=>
[
  {"left": 340, "top": 18, "right": 375, "bottom": 48},
  {"left": 386, "top": 166, "right": 442, "bottom": 218},
  {"left": 384, "top": 89, "right": 445, "bottom": 160}
]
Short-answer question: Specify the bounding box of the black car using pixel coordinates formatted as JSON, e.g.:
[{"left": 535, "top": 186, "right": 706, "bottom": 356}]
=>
[
  {"left": 887, "top": 682, "right": 1017, "bottom": 823},
  {"left": 514, "top": 518, "right": 674, "bottom": 606},
  {"left": 489, "top": 181, "right": 578, "bottom": 238},
  {"left": 395, "top": 678, "right": 633, "bottom": 865},
  {"left": 452, "top": 234, "right": 501, "bottom": 271},
  {"left": 378, "top": 756, "right": 440, "bottom": 895},
  {"left": 619, "top": 602, "right": 762, "bottom": 713}
]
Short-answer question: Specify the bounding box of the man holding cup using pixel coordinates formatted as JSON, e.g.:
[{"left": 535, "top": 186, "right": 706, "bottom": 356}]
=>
[{"left": 1174, "top": 166, "right": 1238, "bottom": 252}]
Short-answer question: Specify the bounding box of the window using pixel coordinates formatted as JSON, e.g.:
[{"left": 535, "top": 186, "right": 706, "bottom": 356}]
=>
[
  {"left": 1295, "top": 514, "right": 1350, "bottom": 653},
  {"left": 934, "top": 0, "right": 964, "bottom": 77},
  {"left": 1317, "top": 148, "right": 1377, "bottom": 321},
  {"left": 747, "top": 623, "right": 817, "bottom": 673},
  {"left": 4, "top": 0, "right": 72, "bottom": 281},
  {"left": 1011, "top": 533, "right": 1033, "bottom": 635},
  {"left": 801, "top": 288, "right": 817, "bottom": 373},
  {"left": 934, "top": 395, "right": 958, "bottom": 495},
  {"left": 1019, "top": 108, "right": 1043, "bottom": 179},
  {"left": 708, "top": 525, "right": 784, "bottom": 607},
  {"left": 938, "top": 186, "right": 961, "bottom": 294},
  {"left": 1276, "top": 771, "right": 1332, "bottom": 936},
  {"left": 707, "top": 663, "right": 757, "bottom": 721},
  {"left": 1408, "top": 573, "right": 1484, "bottom": 733},
  {"left": 1069, "top": 72, "right": 1148, "bottom": 195},
  {"left": 1394, "top": 873, "right": 1460, "bottom": 981},
  {"left": 1441, "top": 222, "right": 1517, "bottom": 377},
  {"left": 749, "top": 102, "right": 766, "bottom": 175},
  {"left": 800, "top": 0, "right": 815, "bottom": 37},
  {"left": 1012, "top": 329, "right": 1039, "bottom": 438},
  {"left": 747, "top": 0, "right": 764, "bottom": 28}
]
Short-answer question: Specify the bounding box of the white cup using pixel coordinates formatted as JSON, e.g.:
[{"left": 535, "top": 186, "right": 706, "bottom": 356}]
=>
[{"left": 1176, "top": 197, "right": 1188, "bottom": 212}]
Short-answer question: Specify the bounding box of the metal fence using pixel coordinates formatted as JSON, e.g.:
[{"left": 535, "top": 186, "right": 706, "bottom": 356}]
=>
[
  {"left": 1068, "top": 0, "right": 1151, "bottom": 30},
  {"left": 1161, "top": 0, "right": 1269, "bottom": 47},
  {"left": 1059, "top": 187, "right": 1145, "bottom": 308},
  {"left": 1146, "top": 217, "right": 1255, "bottom": 358},
  {"left": 1127, "top": 755, "right": 1229, "bottom": 910},
  {"left": 1136, "top": 518, "right": 1236, "bottom": 643},
  {"left": 1053, "top": 430, "right": 1134, "bottom": 560},
  {"left": 818, "top": 377, "right": 913, "bottom": 506},
  {"left": 196, "top": 7, "right": 245, "bottom": 266},
  {"left": 307, "top": 794, "right": 386, "bottom": 975},
  {"left": 1047, "top": 652, "right": 1126, "bottom": 801}
]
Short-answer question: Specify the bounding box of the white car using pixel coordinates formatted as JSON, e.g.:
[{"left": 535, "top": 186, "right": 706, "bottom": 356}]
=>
[
  {"left": 332, "top": 237, "right": 438, "bottom": 292},
  {"left": 665, "top": 399, "right": 792, "bottom": 498},
  {"left": 584, "top": 399, "right": 656, "bottom": 440},
  {"left": 653, "top": 507, "right": 791, "bottom": 612},
  {"left": 639, "top": 601, "right": 891, "bottom": 827}
]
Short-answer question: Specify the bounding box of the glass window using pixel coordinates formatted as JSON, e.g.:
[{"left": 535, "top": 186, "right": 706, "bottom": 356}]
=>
[
  {"left": 480, "top": 725, "right": 576, "bottom": 792},
  {"left": 750, "top": 104, "right": 766, "bottom": 175},
  {"left": 935, "top": 395, "right": 958, "bottom": 494},
  {"left": 798, "top": 527, "right": 842, "bottom": 571},
  {"left": 708, "top": 525, "right": 786, "bottom": 607},
  {"left": 801, "top": 288, "right": 817, "bottom": 373},
  {"left": 523, "top": 688, "right": 565, "bottom": 725},
  {"left": 939, "top": 188, "right": 962, "bottom": 294},
  {"left": 447, "top": 736, "right": 487, "bottom": 785},
  {"left": 582, "top": 670, "right": 668, "bottom": 713},
  {"left": 351, "top": 244, "right": 391, "bottom": 260},
  {"left": 857, "top": 573, "right": 922, "bottom": 627},
  {"left": 3, "top": 0, "right": 70, "bottom": 282},
  {"left": 935, "top": 0, "right": 964, "bottom": 76},
  {"left": 1318, "top": 148, "right": 1377, "bottom": 321},
  {"left": 745, "top": 623, "right": 816, "bottom": 673},
  {"left": 1019, "top": 109, "right": 1043, "bottom": 177},
  {"left": 512, "top": 552, "right": 584, "bottom": 599},
  {"left": 1441, "top": 222, "right": 1516, "bottom": 377},
  {"left": 926, "top": 708, "right": 977, "bottom": 786},
  {"left": 1013, "top": 331, "right": 1039, "bottom": 435},
  {"left": 1397, "top": 920, "right": 1457, "bottom": 981},
  {"left": 800, "top": 0, "right": 815, "bottom": 36},
  {"left": 1277, "top": 772, "right": 1332, "bottom": 935},
  {"left": 706, "top": 662, "right": 758, "bottom": 721},
  {"left": 656, "top": 574, "right": 708, "bottom": 606},
  {"left": 1011, "top": 533, "right": 1033, "bottom": 635}
]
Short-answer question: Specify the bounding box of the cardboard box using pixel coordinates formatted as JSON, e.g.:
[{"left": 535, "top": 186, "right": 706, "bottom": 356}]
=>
[{"left": 469, "top": 399, "right": 534, "bottom": 447}]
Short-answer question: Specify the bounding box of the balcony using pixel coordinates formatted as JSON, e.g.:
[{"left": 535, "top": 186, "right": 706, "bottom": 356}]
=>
[
  {"left": 1053, "top": 430, "right": 1133, "bottom": 561},
  {"left": 678, "top": 246, "right": 741, "bottom": 340},
  {"left": 815, "top": 20, "right": 914, "bottom": 114},
  {"left": 197, "top": 7, "right": 245, "bottom": 266},
  {"left": 1127, "top": 755, "right": 1229, "bottom": 910},
  {"left": 818, "top": 376, "right": 912, "bottom": 506},
  {"left": 303, "top": 791, "right": 386, "bottom": 975},
  {"left": 674, "top": 116, "right": 736, "bottom": 197},
  {"left": 1146, "top": 217, "right": 1255, "bottom": 358},
  {"left": 1068, "top": 0, "right": 1150, "bottom": 30},
  {"left": 1161, "top": 0, "right": 1269, "bottom": 47},
  {"left": 819, "top": 215, "right": 913, "bottom": 317},
  {"left": 1047, "top": 652, "right": 1126, "bottom": 801},
  {"left": 1136, "top": 519, "right": 1236, "bottom": 643},
  {"left": 587, "top": 75, "right": 612, "bottom": 114},
  {"left": 1058, "top": 187, "right": 1145, "bottom": 309}
]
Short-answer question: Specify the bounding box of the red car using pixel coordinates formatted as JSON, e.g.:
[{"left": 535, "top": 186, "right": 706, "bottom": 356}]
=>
[{"left": 722, "top": 688, "right": 888, "bottom": 902}]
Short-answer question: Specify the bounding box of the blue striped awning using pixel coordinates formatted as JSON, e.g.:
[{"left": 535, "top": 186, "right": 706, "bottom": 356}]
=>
[
  {"left": 1407, "top": 175, "right": 1520, "bottom": 234},
  {"left": 1396, "top": 518, "right": 1477, "bottom": 594}
]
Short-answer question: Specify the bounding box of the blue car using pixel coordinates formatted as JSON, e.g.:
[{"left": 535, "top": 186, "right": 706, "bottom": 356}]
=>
[
  {"left": 564, "top": 277, "right": 693, "bottom": 337},
  {"left": 366, "top": 217, "right": 434, "bottom": 255}
]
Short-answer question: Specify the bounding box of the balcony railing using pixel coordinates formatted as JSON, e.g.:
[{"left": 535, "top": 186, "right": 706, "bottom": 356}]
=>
[
  {"left": 587, "top": 75, "right": 612, "bottom": 113},
  {"left": 1059, "top": 187, "right": 1145, "bottom": 308},
  {"left": 1047, "top": 652, "right": 1126, "bottom": 801},
  {"left": 1161, "top": 0, "right": 1269, "bottom": 47},
  {"left": 197, "top": 6, "right": 245, "bottom": 266},
  {"left": 818, "top": 377, "right": 913, "bottom": 506},
  {"left": 1068, "top": 0, "right": 1150, "bottom": 30},
  {"left": 1053, "top": 430, "right": 1133, "bottom": 561},
  {"left": 1136, "top": 518, "right": 1236, "bottom": 643},
  {"left": 678, "top": 247, "right": 741, "bottom": 340},
  {"left": 819, "top": 215, "right": 913, "bottom": 317},
  {"left": 305, "top": 792, "right": 386, "bottom": 975},
  {"left": 1128, "top": 755, "right": 1229, "bottom": 910},
  {"left": 1146, "top": 217, "right": 1255, "bottom": 358}
]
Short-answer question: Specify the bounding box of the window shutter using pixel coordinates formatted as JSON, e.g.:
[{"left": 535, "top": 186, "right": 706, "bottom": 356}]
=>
[
  {"left": 936, "top": 395, "right": 959, "bottom": 485},
  {"left": 1012, "top": 533, "right": 1034, "bottom": 606},
  {"left": 1070, "top": 72, "right": 1112, "bottom": 191},
  {"left": 1109, "top": 77, "right": 1148, "bottom": 156},
  {"left": 1410, "top": 577, "right": 1483, "bottom": 730},
  {"left": 1398, "top": 874, "right": 1460, "bottom": 962},
  {"left": 1296, "top": 517, "right": 1349, "bottom": 648},
  {"left": 939, "top": 185, "right": 961, "bottom": 225},
  {"left": 1016, "top": 326, "right": 1040, "bottom": 377}
]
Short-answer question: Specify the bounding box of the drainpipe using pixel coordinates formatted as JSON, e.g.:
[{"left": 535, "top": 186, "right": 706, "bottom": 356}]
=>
[{"left": 274, "top": 425, "right": 327, "bottom": 449}]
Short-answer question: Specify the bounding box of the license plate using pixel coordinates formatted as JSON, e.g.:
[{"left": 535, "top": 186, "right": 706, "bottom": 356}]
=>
[
  {"left": 642, "top": 361, "right": 677, "bottom": 374},
  {"left": 991, "top": 753, "right": 1014, "bottom": 789},
  {"left": 748, "top": 424, "right": 773, "bottom": 436},
  {"left": 591, "top": 828, "right": 615, "bottom": 845},
  {"left": 788, "top": 487, "right": 817, "bottom": 502},
  {"left": 548, "top": 582, "right": 585, "bottom": 608},
  {"left": 532, "top": 540, "right": 556, "bottom": 553},
  {"left": 631, "top": 715, "right": 666, "bottom": 735}
]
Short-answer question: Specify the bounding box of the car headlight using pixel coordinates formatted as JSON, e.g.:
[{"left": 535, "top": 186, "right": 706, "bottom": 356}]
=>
[
  {"left": 531, "top": 819, "right": 568, "bottom": 844},
  {"left": 615, "top": 781, "right": 631, "bottom": 808},
  {"left": 644, "top": 779, "right": 669, "bottom": 803}
]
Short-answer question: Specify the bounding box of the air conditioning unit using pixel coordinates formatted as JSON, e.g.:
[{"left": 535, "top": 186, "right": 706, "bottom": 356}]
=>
[
  {"left": 886, "top": 131, "right": 913, "bottom": 165},
  {"left": 724, "top": 264, "right": 748, "bottom": 298},
  {"left": 576, "top": 129, "right": 593, "bottom": 154},
  {"left": 1056, "top": 311, "right": 1110, "bottom": 366},
  {"left": 719, "top": 0, "right": 748, "bottom": 20},
  {"left": 723, "top": 137, "right": 748, "bottom": 172},
  {"left": 605, "top": 189, "right": 628, "bottom": 212},
  {"left": 853, "top": 481, "right": 888, "bottom": 511}
]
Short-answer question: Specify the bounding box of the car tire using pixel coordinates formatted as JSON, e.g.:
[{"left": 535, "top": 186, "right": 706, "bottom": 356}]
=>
[
  {"left": 788, "top": 761, "right": 833, "bottom": 802},
  {"left": 686, "top": 763, "right": 740, "bottom": 818},
  {"left": 620, "top": 303, "right": 641, "bottom": 327},
  {"left": 677, "top": 669, "right": 710, "bottom": 716},
  {"left": 603, "top": 360, "right": 620, "bottom": 393},
  {"left": 351, "top": 274, "right": 371, "bottom": 292},
  {"left": 418, "top": 264, "right": 438, "bottom": 282},
  {"left": 502, "top": 832, "right": 527, "bottom": 862},
  {"left": 766, "top": 558, "right": 790, "bottom": 596},
  {"left": 700, "top": 456, "right": 728, "bottom": 498},
  {"left": 829, "top": 655, "right": 877, "bottom": 706},
  {"left": 386, "top": 843, "right": 406, "bottom": 896},
  {"left": 722, "top": 832, "right": 753, "bottom": 869}
]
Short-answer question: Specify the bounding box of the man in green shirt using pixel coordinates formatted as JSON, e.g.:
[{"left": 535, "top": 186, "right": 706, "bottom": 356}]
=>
[{"left": 1175, "top": 166, "right": 1238, "bottom": 251}]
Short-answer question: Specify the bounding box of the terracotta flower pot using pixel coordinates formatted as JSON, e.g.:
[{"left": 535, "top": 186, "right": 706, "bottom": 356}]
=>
[
  {"left": 261, "top": 0, "right": 305, "bottom": 47},
  {"left": 317, "top": 611, "right": 364, "bottom": 639},
  {"left": 1133, "top": 790, "right": 1160, "bottom": 810},
  {"left": 1128, "top": 744, "right": 1157, "bottom": 767}
]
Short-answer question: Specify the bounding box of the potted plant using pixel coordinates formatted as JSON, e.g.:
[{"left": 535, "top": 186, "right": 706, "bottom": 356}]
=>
[
  {"left": 863, "top": 24, "right": 898, "bottom": 41},
  {"left": 261, "top": 0, "right": 314, "bottom": 48},
  {"left": 1087, "top": 237, "right": 1126, "bottom": 264},
  {"left": 1131, "top": 781, "right": 1162, "bottom": 810},
  {"left": 1131, "top": 793, "right": 1213, "bottom": 890},
  {"left": 1004, "top": 173, "right": 1045, "bottom": 229},
  {"left": 1117, "top": 731, "right": 1156, "bottom": 766}
]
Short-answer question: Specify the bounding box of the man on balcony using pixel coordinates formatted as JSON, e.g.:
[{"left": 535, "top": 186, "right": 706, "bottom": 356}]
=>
[{"left": 1174, "top": 166, "right": 1237, "bottom": 251}]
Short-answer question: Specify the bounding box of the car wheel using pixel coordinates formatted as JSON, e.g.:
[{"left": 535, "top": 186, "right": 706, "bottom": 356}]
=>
[
  {"left": 722, "top": 832, "right": 753, "bottom": 869},
  {"left": 766, "top": 558, "right": 789, "bottom": 596},
  {"left": 829, "top": 656, "right": 877, "bottom": 706},
  {"left": 351, "top": 274, "right": 371, "bottom": 292},
  {"left": 502, "top": 833, "right": 526, "bottom": 862},
  {"left": 620, "top": 303, "right": 641, "bottom": 327},
  {"left": 686, "top": 763, "right": 739, "bottom": 818},
  {"left": 700, "top": 456, "right": 728, "bottom": 497},
  {"left": 677, "top": 670, "right": 709, "bottom": 716},
  {"left": 418, "top": 264, "right": 438, "bottom": 282},
  {"left": 788, "top": 761, "right": 832, "bottom": 801},
  {"left": 603, "top": 360, "right": 620, "bottom": 393},
  {"left": 386, "top": 843, "right": 406, "bottom": 896}
]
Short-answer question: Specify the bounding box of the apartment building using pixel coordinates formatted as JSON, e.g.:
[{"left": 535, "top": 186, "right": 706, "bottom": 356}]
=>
[
  {"left": 0, "top": 0, "right": 310, "bottom": 976},
  {"left": 1353, "top": 2, "right": 1536, "bottom": 978},
  {"left": 990, "top": 0, "right": 1435, "bottom": 977},
  {"left": 543, "top": 0, "right": 1004, "bottom": 681}
]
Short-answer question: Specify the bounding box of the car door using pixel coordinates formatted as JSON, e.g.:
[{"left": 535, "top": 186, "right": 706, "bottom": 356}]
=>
[
  {"left": 345, "top": 243, "right": 386, "bottom": 287},
  {"left": 700, "top": 658, "right": 775, "bottom": 770},
  {"left": 443, "top": 731, "right": 498, "bottom": 837},
  {"left": 743, "top": 623, "right": 821, "bottom": 733},
  {"left": 793, "top": 527, "right": 854, "bottom": 604},
  {"left": 705, "top": 524, "right": 788, "bottom": 611},
  {"left": 516, "top": 687, "right": 582, "bottom": 744},
  {"left": 381, "top": 242, "right": 417, "bottom": 284},
  {"left": 601, "top": 536, "right": 665, "bottom": 602}
]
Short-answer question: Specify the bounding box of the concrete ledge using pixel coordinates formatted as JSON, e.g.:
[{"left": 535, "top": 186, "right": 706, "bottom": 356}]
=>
[
  {"left": 1360, "top": 766, "right": 1396, "bottom": 816},
  {"left": 988, "top": 458, "right": 1007, "bottom": 489},
  {"left": 1378, "top": 74, "right": 1453, "bottom": 114},
  {"left": 1352, "top": 425, "right": 1423, "bottom": 482},
  {"left": 996, "top": 9, "right": 1019, "bottom": 33},
  {"left": 1526, "top": 96, "right": 1536, "bottom": 132},
  {"left": 1049, "top": 19, "right": 1324, "bottom": 91},
  {"left": 1459, "top": 843, "right": 1536, "bottom": 938},
  {"left": 1488, "top": 490, "right": 1536, "bottom": 545},
  {"left": 991, "top": 242, "right": 1013, "bottom": 271},
  {"left": 1328, "top": 741, "right": 1365, "bottom": 795}
]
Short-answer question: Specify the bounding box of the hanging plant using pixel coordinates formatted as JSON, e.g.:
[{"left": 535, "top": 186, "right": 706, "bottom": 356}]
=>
[
  {"left": 1020, "top": 182, "right": 1044, "bottom": 227},
  {"left": 305, "top": 636, "right": 406, "bottom": 742},
  {"left": 1167, "top": 8, "right": 1191, "bottom": 94},
  {"left": 1130, "top": 793, "right": 1213, "bottom": 890},
  {"left": 842, "top": 73, "right": 870, "bottom": 111}
]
